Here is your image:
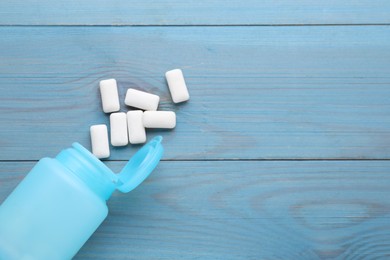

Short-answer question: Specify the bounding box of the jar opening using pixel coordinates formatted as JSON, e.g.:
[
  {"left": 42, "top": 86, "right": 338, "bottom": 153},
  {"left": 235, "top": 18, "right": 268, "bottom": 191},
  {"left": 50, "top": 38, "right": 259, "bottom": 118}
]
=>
[{"left": 56, "top": 143, "right": 117, "bottom": 201}]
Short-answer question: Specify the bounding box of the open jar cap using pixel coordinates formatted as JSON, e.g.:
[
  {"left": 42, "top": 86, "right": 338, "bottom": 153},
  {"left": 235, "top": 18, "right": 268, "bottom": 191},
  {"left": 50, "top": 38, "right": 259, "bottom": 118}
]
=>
[{"left": 116, "top": 136, "right": 164, "bottom": 193}]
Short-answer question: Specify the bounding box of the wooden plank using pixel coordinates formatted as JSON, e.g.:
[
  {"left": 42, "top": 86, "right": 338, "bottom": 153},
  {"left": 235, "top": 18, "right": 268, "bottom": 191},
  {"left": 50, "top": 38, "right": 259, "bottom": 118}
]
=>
[
  {"left": 1, "top": 161, "right": 390, "bottom": 259},
  {"left": 0, "top": 0, "right": 389, "bottom": 25},
  {"left": 0, "top": 26, "right": 390, "bottom": 160}
]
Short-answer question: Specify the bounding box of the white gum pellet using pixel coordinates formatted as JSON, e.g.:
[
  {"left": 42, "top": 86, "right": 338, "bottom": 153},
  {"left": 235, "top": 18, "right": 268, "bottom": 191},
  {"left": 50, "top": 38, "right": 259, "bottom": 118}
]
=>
[
  {"left": 127, "top": 111, "right": 146, "bottom": 144},
  {"left": 110, "top": 112, "right": 128, "bottom": 146},
  {"left": 124, "top": 88, "right": 160, "bottom": 111},
  {"left": 90, "top": 124, "right": 110, "bottom": 159},
  {"left": 99, "top": 79, "right": 120, "bottom": 113},
  {"left": 143, "top": 111, "right": 176, "bottom": 129},
  {"left": 165, "top": 69, "right": 190, "bottom": 103}
]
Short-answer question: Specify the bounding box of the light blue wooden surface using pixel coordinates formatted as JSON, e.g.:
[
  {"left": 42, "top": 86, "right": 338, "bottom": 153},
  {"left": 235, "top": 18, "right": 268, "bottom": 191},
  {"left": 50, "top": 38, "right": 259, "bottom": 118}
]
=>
[
  {"left": 0, "top": 1, "right": 390, "bottom": 259},
  {"left": 0, "top": 26, "right": 389, "bottom": 160},
  {"left": 0, "top": 1, "right": 390, "bottom": 25},
  {"left": 1, "top": 161, "right": 390, "bottom": 259}
]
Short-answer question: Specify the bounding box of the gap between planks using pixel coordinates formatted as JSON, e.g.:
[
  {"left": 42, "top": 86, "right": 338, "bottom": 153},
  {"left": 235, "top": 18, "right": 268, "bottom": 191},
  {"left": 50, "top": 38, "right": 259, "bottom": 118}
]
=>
[
  {"left": 1, "top": 159, "right": 390, "bottom": 163},
  {"left": 0, "top": 24, "right": 390, "bottom": 27}
]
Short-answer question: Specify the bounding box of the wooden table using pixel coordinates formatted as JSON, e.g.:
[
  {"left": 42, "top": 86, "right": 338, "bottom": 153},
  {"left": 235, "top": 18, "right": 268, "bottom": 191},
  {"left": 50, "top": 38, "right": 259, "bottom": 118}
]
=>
[{"left": 0, "top": 1, "right": 390, "bottom": 259}]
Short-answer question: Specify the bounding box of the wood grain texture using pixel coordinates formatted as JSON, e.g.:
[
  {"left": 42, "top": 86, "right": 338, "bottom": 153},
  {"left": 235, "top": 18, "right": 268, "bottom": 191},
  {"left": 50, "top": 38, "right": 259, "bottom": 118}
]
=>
[
  {"left": 1, "top": 161, "right": 389, "bottom": 259},
  {"left": 1, "top": 0, "right": 389, "bottom": 258},
  {"left": 0, "top": 0, "right": 389, "bottom": 25},
  {"left": 0, "top": 26, "right": 389, "bottom": 160}
]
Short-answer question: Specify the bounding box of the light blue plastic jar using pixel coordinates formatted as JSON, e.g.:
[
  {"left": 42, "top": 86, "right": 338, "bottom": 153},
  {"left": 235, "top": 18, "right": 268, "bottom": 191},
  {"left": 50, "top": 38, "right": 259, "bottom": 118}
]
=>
[{"left": 0, "top": 136, "right": 163, "bottom": 260}]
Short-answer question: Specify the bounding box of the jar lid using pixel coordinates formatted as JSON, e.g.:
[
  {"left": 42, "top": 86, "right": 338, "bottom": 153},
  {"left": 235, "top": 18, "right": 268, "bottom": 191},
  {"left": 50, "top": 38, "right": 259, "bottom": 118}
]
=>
[{"left": 116, "top": 136, "right": 164, "bottom": 193}]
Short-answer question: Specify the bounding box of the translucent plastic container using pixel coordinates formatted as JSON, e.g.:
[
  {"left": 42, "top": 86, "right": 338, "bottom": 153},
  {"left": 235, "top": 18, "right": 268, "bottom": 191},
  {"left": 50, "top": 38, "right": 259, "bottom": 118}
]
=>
[{"left": 0, "top": 136, "right": 163, "bottom": 260}]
